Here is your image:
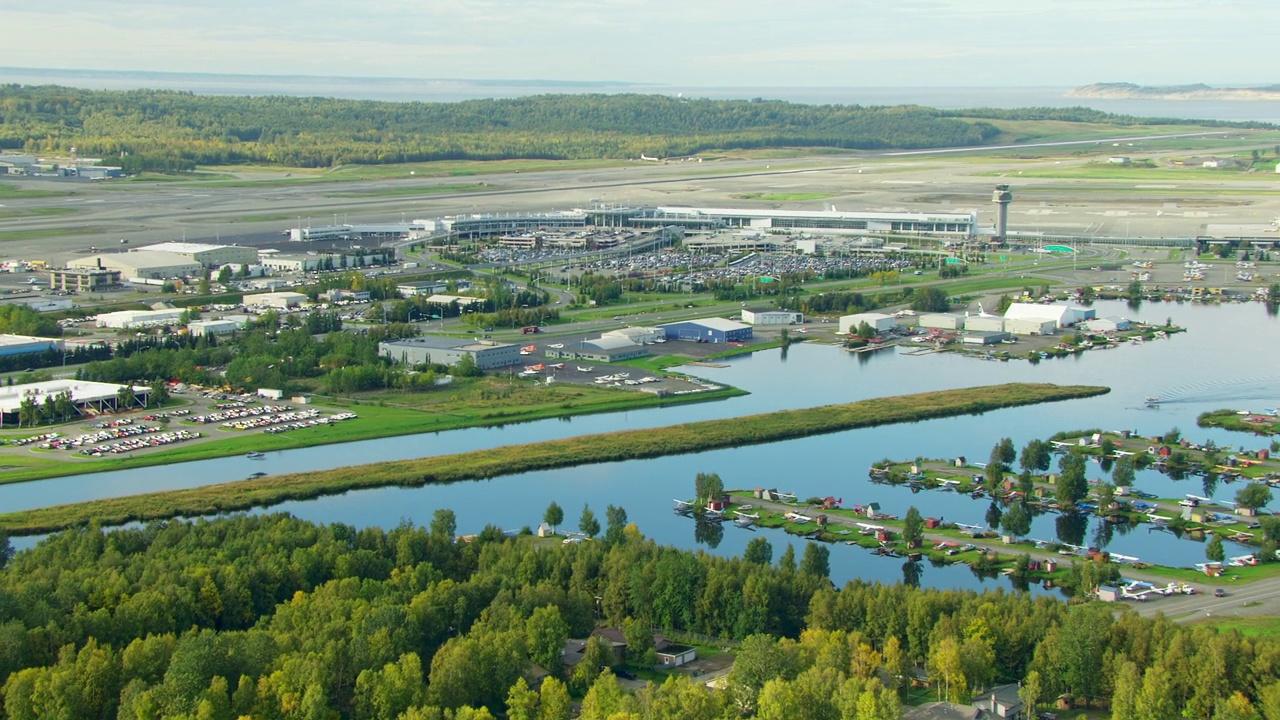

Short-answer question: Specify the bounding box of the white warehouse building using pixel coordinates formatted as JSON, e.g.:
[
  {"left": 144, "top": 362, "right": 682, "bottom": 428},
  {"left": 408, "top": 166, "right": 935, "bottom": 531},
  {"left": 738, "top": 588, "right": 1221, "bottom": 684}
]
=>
[
  {"left": 839, "top": 313, "right": 896, "bottom": 335},
  {"left": 741, "top": 308, "right": 804, "bottom": 325},
  {"left": 136, "top": 242, "right": 259, "bottom": 267},
  {"left": 96, "top": 308, "right": 186, "bottom": 329},
  {"left": 70, "top": 252, "right": 202, "bottom": 281}
]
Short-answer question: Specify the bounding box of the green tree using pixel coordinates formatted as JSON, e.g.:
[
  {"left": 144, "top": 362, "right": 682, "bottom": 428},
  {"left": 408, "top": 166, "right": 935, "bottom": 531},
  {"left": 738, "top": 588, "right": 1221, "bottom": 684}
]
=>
[
  {"left": 543, "top": 501, "right": 563, "bottom": 534},
  {"left": 744, "top": 536, "right": 773, "bottom": 565},
  {"left": 116, "top": 384, "right": 137, "bottom": 411},
  {"left": 694, "top": 472, "right": 724, "bottom": 505},
  {"left": 538, "top": 677, "right": 571, "bottom": 720},
  {"left": 928, "top": 635, "right": 967, "bottom": 703},
  {"left": 985, "top": 443, "right": 1006, "bottom": 491},
  {"left": 1056, "top": 450, "right": 1088, "bottom": 508},
  {"left": 217, "top": 266, "right": 232, "bottom": 284},
  {"left": 578, "top": 504, "right": 600, "bottom": 539},
  {"left": 799, "top": 543, "right": 830, "bottom": 579},
  {"left": 430, "top": 509, "right": 457, "bottom": 540},
  {"left": 505, "top": 678, "right": 539, "bottom": 720},
  {"left": 1019, "top": 439, "right": 1052, "bottom": 474},
  {"left": 1237, "top": 483, "right": 1273, "bottom": 512},
  {"left": 911, "top": 286, "right": 949, "bottom": 313},
  {"left": 622, "top": 616, "right": 656, "bottom": 668},
  {"left": 1111, "top": 660, "right": 1140, "bottom": 720},
  {"left": 1112, "top": 455, "right": 1136, "bottom": 488},
  {"left": 1001, "top": 500, "right": 1032, "bottom": 538},
  {"left": 1206, "top": 533, "right": 1226, "bottom": 564},
  {"left": 604, "top": 504, "right": 628, "bottom": 545},
  {"left": 902, "top": 506, "right": 924, "bottom": 548},
  {"left": 525, "top": 606, "right": 569, "bottom": 679}
]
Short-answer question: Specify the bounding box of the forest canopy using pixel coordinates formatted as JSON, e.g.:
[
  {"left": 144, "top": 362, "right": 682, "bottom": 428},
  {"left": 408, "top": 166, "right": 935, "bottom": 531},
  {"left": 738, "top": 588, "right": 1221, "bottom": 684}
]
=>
[{"left": 1, "top": 85, "right": 1012, "bottom": 170}]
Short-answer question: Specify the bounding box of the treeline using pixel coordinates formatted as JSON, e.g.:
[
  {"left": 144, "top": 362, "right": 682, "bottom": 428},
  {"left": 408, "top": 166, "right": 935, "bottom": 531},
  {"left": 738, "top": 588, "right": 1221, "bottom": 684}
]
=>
[
  {"left": 73, "top": 314, "right": 458, "bottom": 397},
  {"left": 0, "top": 513, "right": 1278, "bottom": 719},
  {"left": 944, "top": 105, "right": 1277, "bottom": 129},
  {"left": 0, "top": 86, "right": 1007, "bottom": 169}
]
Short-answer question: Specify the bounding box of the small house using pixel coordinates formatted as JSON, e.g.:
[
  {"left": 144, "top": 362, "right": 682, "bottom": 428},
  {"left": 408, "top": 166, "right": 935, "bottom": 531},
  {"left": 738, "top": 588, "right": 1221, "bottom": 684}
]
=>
[
  {"left": 973, "top": 683, "right": 1024, "bottom": 719},
  {"left": 925, "top": 517, "right": 941, "bottom": 529}
]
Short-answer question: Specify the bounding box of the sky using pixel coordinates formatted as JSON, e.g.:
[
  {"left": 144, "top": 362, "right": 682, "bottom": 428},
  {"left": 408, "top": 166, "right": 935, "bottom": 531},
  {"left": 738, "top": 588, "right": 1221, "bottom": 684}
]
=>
[{"left": 0, "top": 0, "right": 1272, "bottom": 87}]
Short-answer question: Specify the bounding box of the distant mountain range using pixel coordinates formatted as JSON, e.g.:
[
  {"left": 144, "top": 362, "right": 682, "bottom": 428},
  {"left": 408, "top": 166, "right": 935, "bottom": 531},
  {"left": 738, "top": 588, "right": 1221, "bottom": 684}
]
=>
[{"left": 1068, "top": 82, "right": 1280, "bottom": 101}]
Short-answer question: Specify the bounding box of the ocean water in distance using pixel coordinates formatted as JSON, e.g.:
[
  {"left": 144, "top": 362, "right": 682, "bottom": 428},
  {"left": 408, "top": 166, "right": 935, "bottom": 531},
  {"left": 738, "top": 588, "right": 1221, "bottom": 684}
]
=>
[{"left": 2, "top": 67, "right": 1278, "bottom": 124}]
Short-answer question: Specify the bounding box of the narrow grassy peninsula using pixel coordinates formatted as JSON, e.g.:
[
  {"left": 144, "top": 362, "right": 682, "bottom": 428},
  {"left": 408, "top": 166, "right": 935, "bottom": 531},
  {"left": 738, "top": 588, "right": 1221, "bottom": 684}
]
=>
[{"left": 0, "top": 383, "right": 1107, "bottom": 534}]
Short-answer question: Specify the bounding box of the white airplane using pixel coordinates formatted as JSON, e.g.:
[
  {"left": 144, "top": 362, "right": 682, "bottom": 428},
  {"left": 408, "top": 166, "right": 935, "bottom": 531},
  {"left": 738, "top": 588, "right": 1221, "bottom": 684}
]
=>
[
  {"left": 734, "top": 510, "right": 760, "bottom": 520},
  {"left": 577, "top": 366, "right": 594, "bottom": 372},
  {"left": 548, "top": 343, "right": 564, "bottom": 349}
]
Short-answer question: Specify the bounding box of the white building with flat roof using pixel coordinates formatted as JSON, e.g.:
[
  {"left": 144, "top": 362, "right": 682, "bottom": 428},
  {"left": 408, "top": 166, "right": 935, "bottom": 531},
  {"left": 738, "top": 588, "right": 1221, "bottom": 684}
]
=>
[
  {"left": 839, "top": 313, "right": 895, "bottom": 335},
  {"left": 245, "top": 292, "right": 308, "bottom": 310},
  {"left": 96, "top": 308, "right": 186, "bottom": 329},
  {"left": 136, "top": 242, "right": 258, "bottom": 267},
  {"left": 70, "top": 252, "right": 202, "bottom": 281}
]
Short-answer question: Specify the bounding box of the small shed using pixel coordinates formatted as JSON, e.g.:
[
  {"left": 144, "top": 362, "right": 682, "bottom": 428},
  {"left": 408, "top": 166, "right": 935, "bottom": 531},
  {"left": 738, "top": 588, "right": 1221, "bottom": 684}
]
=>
[{"left": 925, "top": 517, "right": 941, "bottom": 529}]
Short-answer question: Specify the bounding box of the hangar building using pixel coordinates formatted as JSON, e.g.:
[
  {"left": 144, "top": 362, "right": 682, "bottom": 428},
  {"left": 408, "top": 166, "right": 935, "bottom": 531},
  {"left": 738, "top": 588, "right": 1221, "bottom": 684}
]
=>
[
  {"left": 658, "top": 318, "right": 753, "bottom": 343},
  {"left": 70, "top": 252, "right": 202, "bottom": 281},
  {"left": 741, "top": 308, "right": 803, "bottom": 325},
  {"left": 135, "top": 242, "right": 259, "bottom": 267}
]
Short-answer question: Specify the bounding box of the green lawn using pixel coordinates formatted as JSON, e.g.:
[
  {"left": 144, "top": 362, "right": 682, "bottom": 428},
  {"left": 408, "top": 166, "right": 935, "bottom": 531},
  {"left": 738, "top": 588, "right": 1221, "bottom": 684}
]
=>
[
  {"left": 0, "top": 184, "right": 76, "bottom": 199},
  {"left": 0, "top": 227, "right": 103, "bottom": 242},
  {"left": 0, "top": 207, "right": 79, "bottom": 219},
  {"left": 733, "top": 193, "right": 834, "bottom": 201},
  {"left": 1195, "top": 615, "right": 1280, "bottom": 638}
]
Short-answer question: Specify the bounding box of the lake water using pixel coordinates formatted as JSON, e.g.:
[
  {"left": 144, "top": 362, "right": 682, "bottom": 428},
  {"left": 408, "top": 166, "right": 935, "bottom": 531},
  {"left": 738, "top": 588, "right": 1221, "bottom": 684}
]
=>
[
  {"left": 4, "top": 68, "right": 1278, "bottom": 124},
  {"left": 7, "top": 299, "right": 1280, "bottom": 591}
]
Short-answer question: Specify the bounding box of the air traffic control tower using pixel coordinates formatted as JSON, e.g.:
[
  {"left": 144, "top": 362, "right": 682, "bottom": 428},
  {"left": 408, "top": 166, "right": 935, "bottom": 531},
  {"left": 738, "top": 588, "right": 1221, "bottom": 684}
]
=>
[{"left": 992, "top": 184, "right": 1012, "bottom": 238}]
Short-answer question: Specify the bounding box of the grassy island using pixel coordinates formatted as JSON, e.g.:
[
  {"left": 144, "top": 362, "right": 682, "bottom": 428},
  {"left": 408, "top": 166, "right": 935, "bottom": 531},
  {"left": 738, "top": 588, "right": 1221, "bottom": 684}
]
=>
[{"left": 0, "top": 382, "right": 1106, "bottom": 534}]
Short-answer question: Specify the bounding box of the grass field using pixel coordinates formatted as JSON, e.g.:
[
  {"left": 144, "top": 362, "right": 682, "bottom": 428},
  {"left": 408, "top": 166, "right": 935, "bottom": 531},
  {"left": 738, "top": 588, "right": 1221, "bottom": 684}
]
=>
[
  {"left": 0, "top": 383, "right": 1107, "bottom": 534},
  {"left": 0, "top": 227, "right": 103, "bottom": 242},
  {"left": 324, "top": 182, "right": 496, "bottom": 198},
  {"left": 0, "top": 184, "right": 76, "bottom": 199},
  {"left": 732, "top": 192, "right": 834, "bottom": 201},
  {"left": 0, "top": 207, "right": 79, "bottom": 220},
  {"left": 1195, "top": 615, "right": 1280, "bottom": 638},
  {"left": 0, "top": 382, "right": 747, "bottom": 485}
]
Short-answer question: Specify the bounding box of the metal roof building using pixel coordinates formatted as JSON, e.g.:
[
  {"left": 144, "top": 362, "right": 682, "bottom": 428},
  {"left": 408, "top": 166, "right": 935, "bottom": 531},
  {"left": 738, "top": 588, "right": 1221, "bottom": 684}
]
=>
[
  {"left": 658, "top": 317, "right": 753, "bottom": 343},
  {"left": 379, "top": 337, "right": 521, "bottom": 369},
  {"left": 69, "top": 252, "right": 202, "bottom": 281},
  {"left": 136, "top": 242, "right": 259, "bottom": 267}
]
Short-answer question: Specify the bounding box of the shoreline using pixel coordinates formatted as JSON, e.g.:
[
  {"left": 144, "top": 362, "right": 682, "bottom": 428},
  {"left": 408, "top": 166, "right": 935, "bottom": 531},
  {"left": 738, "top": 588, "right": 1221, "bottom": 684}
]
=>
[{"left": 0, "top": 383, "right": 1106, "bottom": 535}]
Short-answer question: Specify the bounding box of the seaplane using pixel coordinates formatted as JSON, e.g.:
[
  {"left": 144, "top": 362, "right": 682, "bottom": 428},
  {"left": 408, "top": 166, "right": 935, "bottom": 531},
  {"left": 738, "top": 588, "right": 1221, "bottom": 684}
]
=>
[
  {"left": 855, "top": 522, "right": 885, "bottom": 533},
  {"left": 955, "top": 522, "right": 986, "bottom": 536},
  {"left": 733, "top": 516, "right": 756, "bottom": 529},
  {"left": 704, "top": 508, "right": 726, "bottom": 523},
  {"left": 547, "top": 363, "right": 565, "bottom": 370},
  {"left": 245, "top": 451, "right": 265, "bottom": 460},
  {"left": 519, "top": 345, "right": 537, "bottom": 355},
  {"left": 673, "top": 499, "right": 693, "bottom": 515},
  {"left": 1121, "top": 581, "right": 1157, "bottom": 601},
  {"left": 784, "top": 511, "right": 813, "bottom": 524},
  {"left": 734, "top": 509, "right": 760, "bottom": 520},
  {"left": 548, "top": 343, "right": 564, "bottom": 349},
  {"left": 1110, "top": 553, "right": 1140, "bottom": 565},
  {"left": 577, "top": 366, "right": 594, "bottom": 373},
  {"left": 774, "top": 491, "right": 798, "bottom": 503},
  {"left": 1144, "top": 396, "right": 1161, "bottom": 406}
]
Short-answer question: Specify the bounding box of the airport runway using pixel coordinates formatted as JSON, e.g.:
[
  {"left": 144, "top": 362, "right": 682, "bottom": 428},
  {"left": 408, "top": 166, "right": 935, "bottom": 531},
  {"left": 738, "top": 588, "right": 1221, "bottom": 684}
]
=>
[{"left": 2, "top": 131, "right": 1279, "bottom": 264}]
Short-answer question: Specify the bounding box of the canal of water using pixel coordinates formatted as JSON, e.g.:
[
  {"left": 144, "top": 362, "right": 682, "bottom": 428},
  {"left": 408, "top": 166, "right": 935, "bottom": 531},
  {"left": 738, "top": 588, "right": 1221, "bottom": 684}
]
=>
[{"left": 7, "top": 300, "right": 1280, "bottom": 591}]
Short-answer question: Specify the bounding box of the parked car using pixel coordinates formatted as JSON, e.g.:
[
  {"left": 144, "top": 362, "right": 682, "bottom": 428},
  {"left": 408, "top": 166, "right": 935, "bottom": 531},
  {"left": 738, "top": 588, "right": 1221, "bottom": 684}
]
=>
[{"left": 1214, "top": 588, "right": 1226, "bottom": 598}]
